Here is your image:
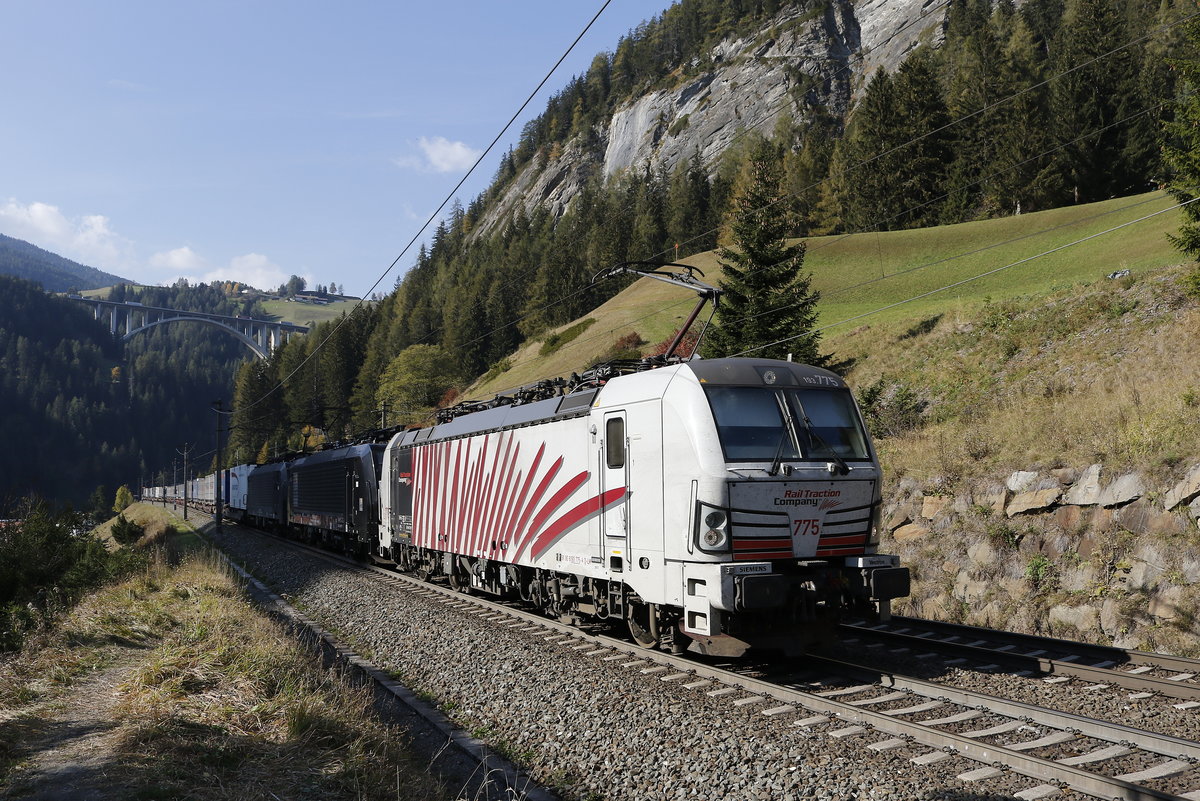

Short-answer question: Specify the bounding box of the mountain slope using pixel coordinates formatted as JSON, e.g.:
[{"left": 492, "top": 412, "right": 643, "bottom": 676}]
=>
[
  {"left": 469, "top": 191, "right": 1184, "bottom": 396},
  {"left": 475, "top": 0, "right": 943, "bottom": 237},
  {"left": 0, "top": 233, "right": 131, "bottom": 292}
]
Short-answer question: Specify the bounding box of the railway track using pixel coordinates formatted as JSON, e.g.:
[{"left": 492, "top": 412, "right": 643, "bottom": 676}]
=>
[
  {"left": 838, "top": 616, "right": 1200, "bottom": 702},
  {"left": 193, "top": 511, "right": 1200, "bottom": 801}
]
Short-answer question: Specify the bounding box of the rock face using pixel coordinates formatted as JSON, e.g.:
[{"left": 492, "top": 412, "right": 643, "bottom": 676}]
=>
[
  {"left": 1063, "top": 464, "right": 1103, "bottom": 506},
  {"left": 1164, "top": 464, "right": 1200, "bottom": 510},
  {"left": 1006, "top": 487, "right": 1061, "bottom": 517},
  {"left": 1097, "top": 472, "right": 1146, "bottom": 508},
  {"left": 475, "top": 0, "right": 946, "bottom": 235}
]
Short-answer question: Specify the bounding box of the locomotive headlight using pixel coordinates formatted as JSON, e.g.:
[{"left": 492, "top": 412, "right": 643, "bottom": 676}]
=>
[
  {"left": 695, "top": 502, "right": 732, "bottom": 554},
  {"left": 702, "top": 528, "right": 727, "bottom": 549}
]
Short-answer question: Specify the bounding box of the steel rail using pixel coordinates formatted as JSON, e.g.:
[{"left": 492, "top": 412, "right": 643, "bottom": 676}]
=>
[
  {"left": 208, "top": 520, "right": 1197, "bottom": 801},
  {"left": 840, "top": 623, "right": 1200, "bottom": 705},
  {"left": 873, "top": 616, "right": 1200, "bottom": 675},
  {"left": 803, "top": 655, "right": 1200, "bottom": 762}
]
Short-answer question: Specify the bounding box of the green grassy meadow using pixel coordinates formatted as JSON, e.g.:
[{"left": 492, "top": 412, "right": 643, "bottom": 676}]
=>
[
  {"left": 260, "top": 297, "right": 361, "bottom": 327},
  {"left": 473, "top": 190, "right": 1185, "bottom": 396}
]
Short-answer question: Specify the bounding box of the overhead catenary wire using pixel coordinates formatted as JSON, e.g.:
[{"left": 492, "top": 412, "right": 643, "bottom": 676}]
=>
[
  {"left": 446, "top": 92, "right": 1181, "bottom": 370},
  {"left": 230, "top": 3, "right": 1197, "bottom": 437},
  {"left": 226, "top": 0, "right": 614, "bottom": 416},
  {"left": 424, "top": 9, "right": 1200, "bottom": 367}
]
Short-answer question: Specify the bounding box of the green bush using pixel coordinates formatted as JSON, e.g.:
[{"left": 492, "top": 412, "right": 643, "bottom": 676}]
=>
[
  {"left": 856, "top": 378, "right": 926, "bottom": 438},
  {"left": 1182, "top": 265, "right": 1200, "bottom": 300},
  {"left": 113, "top": 485, "right": 134, "bottom": 513},
  {"left": 0, "top": 500, "right": 145, "bottom": 650},
  {"left": 110, "top": 513, "right": 145, "bottom": 546},
  {"left": 539, "top": 318, "right": 596, "bottom": 356}
]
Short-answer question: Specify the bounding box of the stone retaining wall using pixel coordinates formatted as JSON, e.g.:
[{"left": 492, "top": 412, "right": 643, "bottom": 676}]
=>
[{"left": 882, "top": 463, "right": 1200, "bottom": 654}]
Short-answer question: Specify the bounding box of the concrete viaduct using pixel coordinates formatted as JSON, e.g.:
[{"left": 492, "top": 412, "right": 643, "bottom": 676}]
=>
[{"left": 69, "top": 296, "right": 308, "bottom": 359}]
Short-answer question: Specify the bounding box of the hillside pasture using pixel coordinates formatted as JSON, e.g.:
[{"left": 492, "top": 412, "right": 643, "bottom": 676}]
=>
[{"left": 472, "top": 190, "right": 1183, "bottom": 396}]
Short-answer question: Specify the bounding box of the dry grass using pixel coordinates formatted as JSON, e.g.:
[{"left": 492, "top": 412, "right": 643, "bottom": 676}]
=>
[
  {"left": 843, "top": 264, "right": 1200, "bottom": 488},
  {"left": 1, "top": 534, "right": 450, "bottom": 801},
  {"left": 92, "top": 502, "right": 193, "bottom": 552}
]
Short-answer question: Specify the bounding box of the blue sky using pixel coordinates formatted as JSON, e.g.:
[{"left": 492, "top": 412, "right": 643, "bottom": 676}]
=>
[{"left": 0, "top": 1, "right": 664, "bottom": 296}]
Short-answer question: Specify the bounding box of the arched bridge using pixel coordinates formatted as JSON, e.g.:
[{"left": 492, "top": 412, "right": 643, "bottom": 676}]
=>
[{"left": 68, "top": 297, "right": 308, "bottom": 359}]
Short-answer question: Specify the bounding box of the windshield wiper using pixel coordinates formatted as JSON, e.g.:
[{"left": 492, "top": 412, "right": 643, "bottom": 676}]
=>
[
  {"left": 767, "top": 429, "right": 791, "bottom": 476},
  {"left": 801, "top": 416, "right": 850, "bottom": 475}
]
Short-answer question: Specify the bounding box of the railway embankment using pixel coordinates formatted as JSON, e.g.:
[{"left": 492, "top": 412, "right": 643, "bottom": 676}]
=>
[
  {"left": 0, "top": 506, "right": 450, "bottom": 801},
  {"left": 883, "top": 462, "right": 1200, "bottom": 655},
  {"left": 831, "top": 258, "right": 1200, "bottom": 657}
]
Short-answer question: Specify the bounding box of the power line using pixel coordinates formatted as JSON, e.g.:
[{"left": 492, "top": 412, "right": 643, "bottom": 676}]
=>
[
  {"left": 423, "top": 11, "right": 1199, "bottom": 367},
  {"left": 369, "top": 0, "right": 955, "bottom": 357},
  {"left": 227, "top": 0, "right": 614, "bottom": 416}
]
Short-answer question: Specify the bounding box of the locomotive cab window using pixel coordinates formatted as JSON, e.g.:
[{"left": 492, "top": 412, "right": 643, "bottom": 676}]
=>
[
  {"left": 605, "top": 417, "right": 625, "bottom": 468},
  {"left": 704, "top": 386, "right": 870, "bottom": 462}
]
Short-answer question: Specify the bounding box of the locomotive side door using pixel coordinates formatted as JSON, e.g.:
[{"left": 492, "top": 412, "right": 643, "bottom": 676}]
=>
[{"left": 601, "top": 412, "right": 628, "bottom": 563}]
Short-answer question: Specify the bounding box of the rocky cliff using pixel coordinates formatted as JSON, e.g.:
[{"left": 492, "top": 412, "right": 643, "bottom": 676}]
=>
[{"left": 475, "top": 0, "right": 945, "bottom": 236}]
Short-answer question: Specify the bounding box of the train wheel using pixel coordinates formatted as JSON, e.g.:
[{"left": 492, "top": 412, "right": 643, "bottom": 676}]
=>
[
  {"left": 448, "top": 564, "right": 470, "bottom": 593},
  {"left": 627, "top": 601, "right": 659, "bottom": 649}
]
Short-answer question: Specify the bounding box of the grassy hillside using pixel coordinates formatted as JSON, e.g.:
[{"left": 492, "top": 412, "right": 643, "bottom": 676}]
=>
[
  {"left": 472, "top": 190, "right": 1184, "bottom": 396},
  {"left": 261, "top": 297, "right": 360, "bottom": 327}
]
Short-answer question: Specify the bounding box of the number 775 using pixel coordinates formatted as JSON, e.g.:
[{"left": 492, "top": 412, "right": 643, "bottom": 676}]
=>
[{"left": 792, "top": 518, "right": 820, "bottom": 537}]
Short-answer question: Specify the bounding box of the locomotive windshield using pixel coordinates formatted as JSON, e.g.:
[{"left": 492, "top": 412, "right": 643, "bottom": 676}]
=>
[{"left": 704, "top": 386, "right": 871, "bottom": 462}]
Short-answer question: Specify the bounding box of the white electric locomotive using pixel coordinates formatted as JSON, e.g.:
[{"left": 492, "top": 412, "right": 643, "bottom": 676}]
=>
[
  {"left": 377, "top": 356, "right": 908, "bottom": 656},
  {"left": 145, "top": 264, "right": 909, "bottom": 656}
]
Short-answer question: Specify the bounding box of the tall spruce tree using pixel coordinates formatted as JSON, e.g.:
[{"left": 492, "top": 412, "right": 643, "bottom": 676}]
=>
[
  {"left": 1164, "top": 17, "right": 1200, "bottom": 258},
  {"left": 1050, "top": 0, "right": 1137, "bottom": 202},
  {"left": 705, "top": 140, "right": 824, "bottom": 365}
]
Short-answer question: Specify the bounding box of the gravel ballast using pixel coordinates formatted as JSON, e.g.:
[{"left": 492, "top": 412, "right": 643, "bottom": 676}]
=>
[{"left": 211, "top": 525, "right": 1107, "bottom": 801}]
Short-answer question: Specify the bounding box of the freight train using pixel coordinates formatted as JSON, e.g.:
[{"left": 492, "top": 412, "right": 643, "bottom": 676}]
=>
[
  {"left": 145, "top": 356, "right": 909, "bottom": 657},
  {"left": 145, "top": 264, "right": 908, "bottom": 656}
]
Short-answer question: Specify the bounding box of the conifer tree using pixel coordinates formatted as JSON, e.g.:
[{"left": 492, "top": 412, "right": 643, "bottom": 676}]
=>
[
  {"left": 1164, "top": 17, "right": 1200, "bottom": 258},
  {"left": 1050, "top": 0, "right": 1136, "bottom": 202},
  {"left": 704, "top": 140, "right": 824, "bottom": 365}
]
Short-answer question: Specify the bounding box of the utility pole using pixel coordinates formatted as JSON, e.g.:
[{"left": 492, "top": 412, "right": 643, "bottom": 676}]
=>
[
  {"left": 177, "top": 443, "right": 191, "bottom": 521},
  {"left": 172, "top": 459, "right": 178, "bottom": 509},
  {"left": 379, "top": 401, "right": 390, "bottom": 429},
  {"left": 213, "top": 400, "right": 224, "bottom": 530}
]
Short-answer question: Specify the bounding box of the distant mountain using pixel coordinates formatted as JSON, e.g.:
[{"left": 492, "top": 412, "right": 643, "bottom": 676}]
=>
[{"left": 0, "top": 233, "right": 132, "bottom": 292}]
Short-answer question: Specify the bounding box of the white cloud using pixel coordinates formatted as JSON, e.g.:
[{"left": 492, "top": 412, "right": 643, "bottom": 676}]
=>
[
  {"left": 149, "top": 246, "right": 206, "bottom": 274},
  {"left": 150, "top": 248, "right": 303, "bottom": 292},
  {"left": 394, "top": 136, "right": 481, "bottom": 173},
  {"left": 0, "top": 199, "right": 134, "bottom": 272}
]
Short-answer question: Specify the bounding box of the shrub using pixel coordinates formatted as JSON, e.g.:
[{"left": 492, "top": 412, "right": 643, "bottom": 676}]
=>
[
  {"left": 539, "top": 318, "right": 596, "bottom": 356},
  {"left": 111, "top": 513, "right": 145, "bottom": 546},
  {"left": 1182, "top": 265, "right": 1200, "bottom": 300},
  {"left": 1025, "top": 554, "right": 1056, "bottom": 590},
  {"left": 0, "top": 500, "right": 144, "bottom": 650},
  {"left": 599, "top": 331, "right": 645, "bottom": 362},
  {"left": 113, "top": 485, "right": 134, "bottom": 513},
  {"left": 645, "top": 326, "right": 701, "bottom": 358},
  {"left": 856, "top": 378, "right": 926, "bottom": 438}
]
